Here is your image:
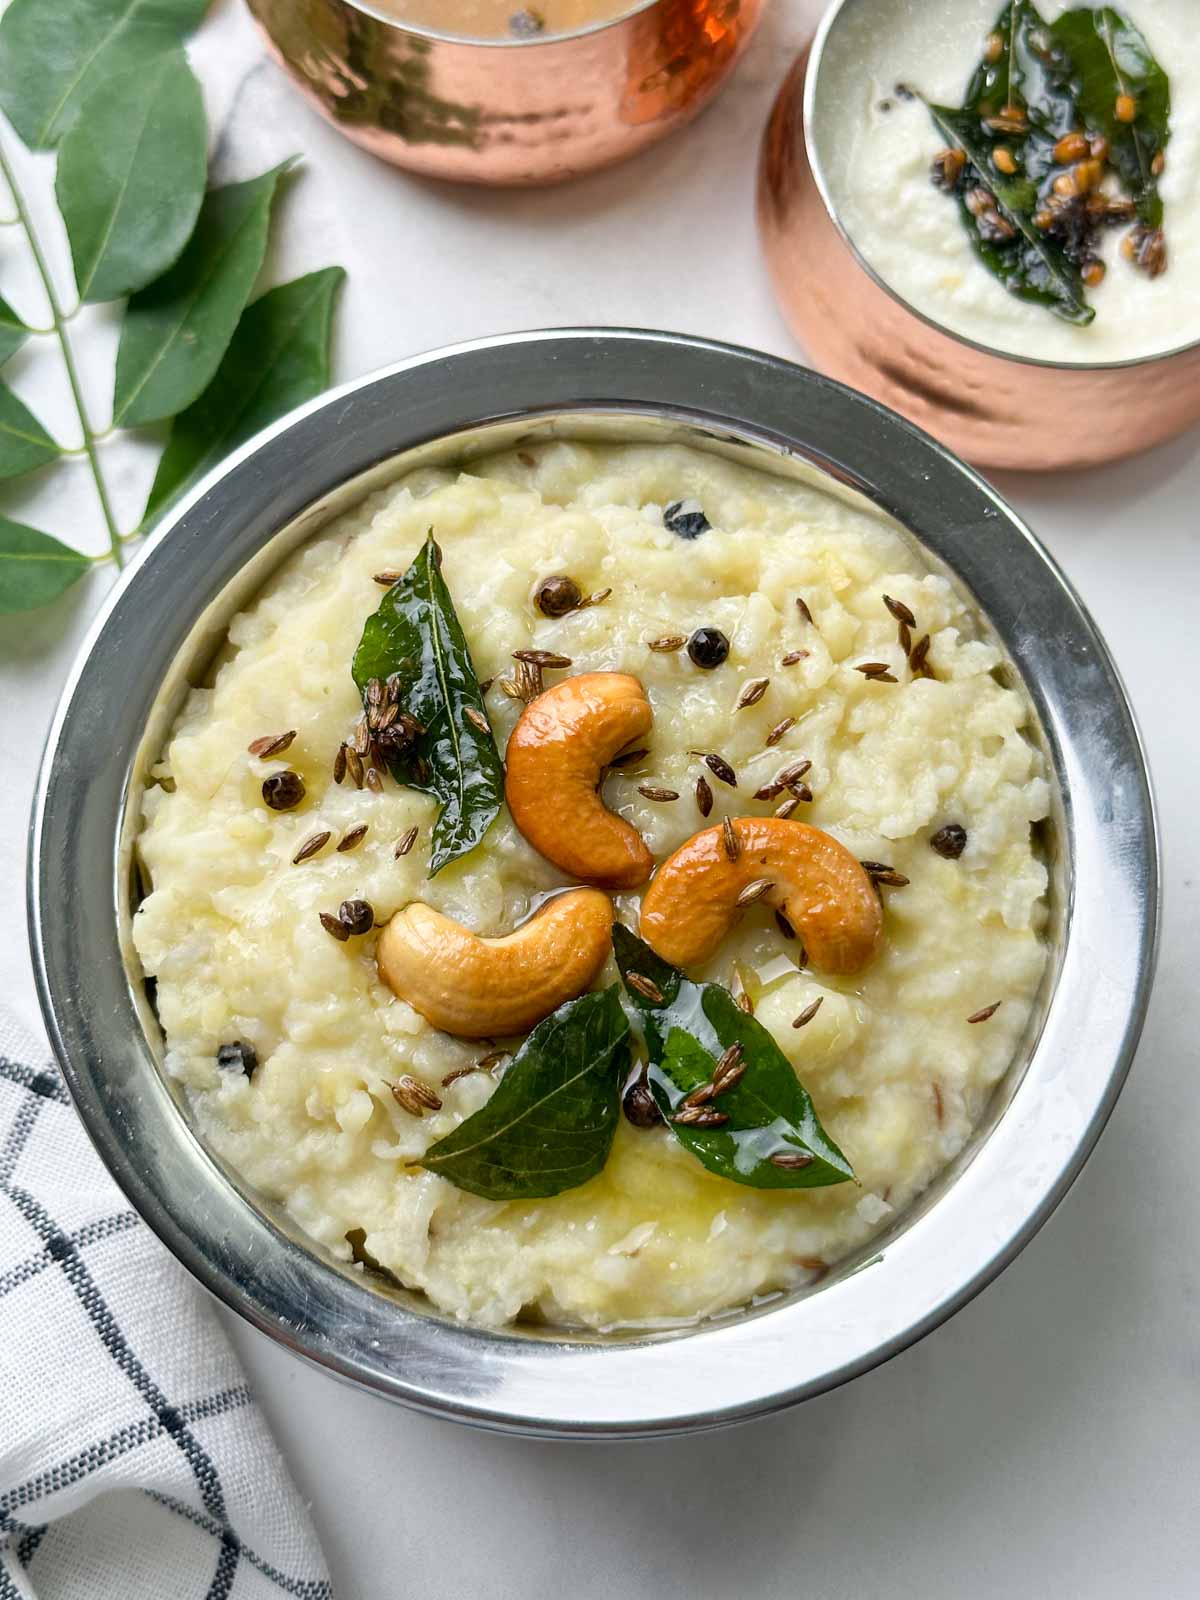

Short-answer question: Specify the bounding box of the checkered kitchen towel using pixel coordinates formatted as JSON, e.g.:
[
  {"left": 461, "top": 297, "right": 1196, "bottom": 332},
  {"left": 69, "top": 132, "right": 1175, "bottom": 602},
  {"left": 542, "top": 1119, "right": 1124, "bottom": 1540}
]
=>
[{"left": 0, "top": 1011, "right": 331, "bottom": 1600}]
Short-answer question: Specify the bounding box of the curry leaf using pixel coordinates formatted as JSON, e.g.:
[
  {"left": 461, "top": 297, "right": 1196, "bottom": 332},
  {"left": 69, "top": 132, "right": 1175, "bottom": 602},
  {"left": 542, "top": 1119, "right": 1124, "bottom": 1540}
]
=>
[
  {"left": 55, "top": 50, "right": 206, "bottom": 304},
  {"left": 352, "top": 533, "right": 504, "bottom": 875},
  {"left": 0, "top": 297, "right": 30, "bottom": 368},
  {"left": 1048, "top": 7, "right": 1170, "bottom": 225},
  {"left": 926, "top": 100, "right": 1093, "bottom": 325},
  {"left": 0, "top": 0, "right": 208, "bottom": 150},
  {"left": 0, "top": 384, "right": 60, "bottom": 479},
  {"left": 613, "top": 925, "right": 854, "bottom": 1191},
  {"left": 0, "top": 520, "right": 89, "bottom": 613},
  {"left": 421, "top": 987, "right": 631, "bottom": 1201},
  {"left": 114, "top": 163, "right": 293, "bottom": 427},
  {"left": 145, "top": 267, "right": 345, "bottom": 521}
]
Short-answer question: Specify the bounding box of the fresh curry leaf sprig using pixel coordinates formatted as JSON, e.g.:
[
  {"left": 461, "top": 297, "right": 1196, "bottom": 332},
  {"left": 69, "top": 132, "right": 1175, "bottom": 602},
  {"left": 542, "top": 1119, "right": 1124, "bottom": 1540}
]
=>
[
  {"left": 613, "top": 926, "right": 855, "bottom": 1191},
  {"left": 924, "top": 1, "right": 1170, "bottom": 324},
  {"left": 0, "top": 2, "right": 346, "bottom": 618},
  {"left": 422, "top": 987, "right": 631, "bottom": 1201},
  {"left": 352, "top": 534, "right": 505, "bottom": 875}
]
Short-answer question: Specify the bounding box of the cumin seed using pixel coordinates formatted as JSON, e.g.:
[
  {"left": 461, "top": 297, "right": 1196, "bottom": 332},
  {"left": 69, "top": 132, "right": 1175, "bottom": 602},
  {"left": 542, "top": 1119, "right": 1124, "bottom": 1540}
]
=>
[
  {"left": 609, "top": 747, "right": 649, "bottom": 768},
  {"left": 248, "top": 730, "right": 297, "bottom": 758},
  {"left": 391, "top": 1075, "right": 442, "bottom": 1117},
  {"left": 795, "top": 597, "right": 814, "bottom": 624},
  {"left": 319, "top": 911, "right": 350, "bottom": 942},
  {"left": 909, "top": 634, "right": 931, "bottom": 672},
  {"left": 682, "top": 1081, "right": 717, "bottom": 1108},
  {"left": 394, "top": 825, "right": 418, "bottom": 859},
  {"left": 775, "top": 796, "right": 800, "bottom": 819},
  {"left": 775, "top": 908, "right": 796, "bottom": 940},
  {"left": 736, "top": 878, "right": 773, "bottom": 907},
  {"left": 770, "top": 1151, "right": 814, "bottom": 1170},
  {"left": 777, "top": 758, "right": 812, "bottom": 787},
  {"left": 872, "top": 869, "right": 910, "bottom": 887},
  {"left": 898, "top": 621, "right": 913, "bottom": 656},
  {"left": 722, "top": 816, "right": 739, "bottom": 861},
  {"left": 967, "top": 1002, "right": 1001, "bottom": 1024},
  {"left": 478, "top": 677, "right": 494, "bottom": 695},
  {"left": 476, "top": 1049, "right": 509, "bottom": 1071},
  {"left": 465, "top": 707, "right": 490, "bottom": 735},
  {"left": 791, "top": 781, "right": 814, "bottom": 803},
  {"left": 648, "top": 635, "right": 686, "bottom": 653},
  {"left": 513, "top": 648, "right": 572, "bottom": 669},
  {"left": 638, "top": 785, "right": 679, "bottom": 802},
  {"left": 497, "top": 676, "right": 524, "bottom": 699},
  {"left": 705, "top": 753, "right": 738, "bottom": 788},
  {"left": 754, "top": 781, "right": 784, "bottom": 801},
  {"left": 292, "top": 831, "right": 331, "bottom": 864},
  {"left": 353, "top": 717, "right": 372, "bottom": 756},
  {"left": 373, "top": 569, "right": 403, "bottom": 586},
  {"left": 855, "top": 662, "right": 892, "bottom": 676},
  {"left": 627, "top": 972, "right": 665, "bottom": 1004},
  {"left": 579, "top": 587, "right": 612, "bottom": 608},
  {"left": 333, "top": 744, "right": 348, "bottom": 785},
  {"left": 781, "top": 649, "right": 810, "bottom": 666},
  {"left": 792, "top": 997, "right": 824, "bottom": 1029},
  {"left": 765, "top": 716, "right": 796, "bottom": 747},
  {"left": 712, "top": 1043, "right": 745, "bottom": 1094},
  {"left": 337, "top": 824, "right": 368, "bottom": 852},
  {"left": 345, "top": 748, "right": 365, "bottom": 789},
  {"left": 442, "top": 1064, "right": 482, "bottom": 1088},
  {"left": 883, "top": 593, "right": 916, "bottom": 627},
  {"left": 736, "top": 677, "right": 770, "bottom": 709},
  {"left": 695, "top": 774, "right": 714, "bottom": 817},
  {"left": 365, "top": 767, "right": 383, "bottom": 793},
  {"left": 672, "top": 1104, "right": 729, "bottom": 1128}
]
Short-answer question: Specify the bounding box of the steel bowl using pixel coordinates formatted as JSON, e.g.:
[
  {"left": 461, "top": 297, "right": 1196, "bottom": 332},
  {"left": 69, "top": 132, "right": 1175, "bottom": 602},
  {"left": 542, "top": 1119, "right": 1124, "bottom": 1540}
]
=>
[
  {"left": 29, "top": 329, "right": 1157, "bottom": 1438},
  {"left": 757, "top": 0, "right": 1200, "bottom": 472},
  {"left": 245, "top": 0, "right": 764, "bottom": 186}
]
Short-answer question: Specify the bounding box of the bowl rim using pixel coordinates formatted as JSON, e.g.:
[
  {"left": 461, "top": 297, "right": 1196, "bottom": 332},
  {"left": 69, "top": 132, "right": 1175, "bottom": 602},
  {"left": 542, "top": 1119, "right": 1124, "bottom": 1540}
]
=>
[
  {"left": 27, "top": 328, "right": 1159, "bottom": 1437},
  {"left": 339, "top": 0, "right": 657, "bottom": 48},
  {"left": 803, "top": 0, "right": 1200, "bottom": 374}
]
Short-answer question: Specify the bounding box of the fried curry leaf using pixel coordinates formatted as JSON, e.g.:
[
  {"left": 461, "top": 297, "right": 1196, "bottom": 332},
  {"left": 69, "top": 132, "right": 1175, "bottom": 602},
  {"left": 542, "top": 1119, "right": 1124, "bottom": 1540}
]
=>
[
  {"left": 1047, "top": 7, "right": 1170, "bottom": 225},
  {"left": 421, "top": 987, "right": 631, "bottom": 1201},
  {"left": 352, "top": 533, "right": 503, "bottom": 875},
  {"left": 925, "top": 100, "right": 1093, "bottom": 324},
  {"left": 612, "top": 926, "right": 854, "bottom": 1191},
  {"left": 924, "top": 1, "right": 1170, "bottom": 324}
]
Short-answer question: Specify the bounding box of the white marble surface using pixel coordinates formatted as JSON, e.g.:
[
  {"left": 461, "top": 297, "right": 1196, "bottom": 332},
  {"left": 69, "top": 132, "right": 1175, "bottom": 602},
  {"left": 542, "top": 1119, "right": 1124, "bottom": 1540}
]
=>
[{"left": 2, "top": 1, "right": 1198, "bottom": 1595}]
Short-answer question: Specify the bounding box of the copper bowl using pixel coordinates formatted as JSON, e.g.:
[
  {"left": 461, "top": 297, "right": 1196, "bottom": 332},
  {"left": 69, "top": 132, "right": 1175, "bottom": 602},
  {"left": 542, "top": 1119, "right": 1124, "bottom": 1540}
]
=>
[
  {"left": 246, "top": 0, "right": 765, "bottom": 186},
  {"left": 757, "top": 1, "right": 1200, "bottom": 473}
]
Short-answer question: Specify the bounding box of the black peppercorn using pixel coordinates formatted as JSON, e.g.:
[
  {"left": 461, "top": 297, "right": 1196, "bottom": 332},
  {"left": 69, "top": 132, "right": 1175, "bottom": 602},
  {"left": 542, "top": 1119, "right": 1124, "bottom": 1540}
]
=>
[
  {"left": 622, "top": 1073, "right": 664, "bottom": 1129},
  {"left": 930, "top": 823, "right": 968, "bottom": 860},
  {"left": 339, "top": 898, "right": 375, "bottom": 936},
  {"left": 664, "top": 499, "right": 710, "bottom": 539},
  {"left": 217, "top": 1040, "right": 258, "bottom": 1078},
  {"left": 687, "top": 627, "right": 730, "bottom": 669},
  {"left": 535, "top": 575, "right": 582, "bottom": 618},
  {"left": 262, "top": 770, "right": 305, "bottom": 810}
]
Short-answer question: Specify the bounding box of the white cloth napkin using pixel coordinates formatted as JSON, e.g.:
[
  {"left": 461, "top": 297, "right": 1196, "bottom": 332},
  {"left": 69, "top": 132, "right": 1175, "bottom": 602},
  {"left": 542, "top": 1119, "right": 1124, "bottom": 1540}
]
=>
[{"left": 0, "top": 1010, "right": 331, "bottom": 1600}]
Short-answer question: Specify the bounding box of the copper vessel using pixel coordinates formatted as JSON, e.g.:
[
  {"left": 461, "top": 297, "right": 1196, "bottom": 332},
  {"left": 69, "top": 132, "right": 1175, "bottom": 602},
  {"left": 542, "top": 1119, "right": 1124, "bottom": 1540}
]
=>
[
  {"left": 757, "top": 7, "right": 1200, "bottom": 473},
  {"left": 246, "top": 0, "right": 764, "bottom": 186}
]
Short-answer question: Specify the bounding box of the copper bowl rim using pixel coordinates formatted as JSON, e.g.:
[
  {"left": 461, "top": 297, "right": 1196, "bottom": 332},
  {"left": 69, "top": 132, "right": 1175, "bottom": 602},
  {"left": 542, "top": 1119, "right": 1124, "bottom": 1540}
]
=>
[
  {"left": 344, "top": 0, "right": 657, "bottom": 48},
  {"left": 803, "top": 0, "right": 1200, "bottom": 374}
]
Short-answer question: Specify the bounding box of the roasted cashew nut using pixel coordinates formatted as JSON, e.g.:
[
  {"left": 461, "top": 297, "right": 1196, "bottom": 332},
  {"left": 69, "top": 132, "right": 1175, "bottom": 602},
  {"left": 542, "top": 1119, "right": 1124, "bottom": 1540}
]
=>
[
  {"left": 505, "top": 672, "right": 654, "bottom": 888},
  {"left": 377, "top": 889, "right": 614, "bottom": 1038},
  {"left": 639, "top": 817, "right": 882, "bottom": 975}
]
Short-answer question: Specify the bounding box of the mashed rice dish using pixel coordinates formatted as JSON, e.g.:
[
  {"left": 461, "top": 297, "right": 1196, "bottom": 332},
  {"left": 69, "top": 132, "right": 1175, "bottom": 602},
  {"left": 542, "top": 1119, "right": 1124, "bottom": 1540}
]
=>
[{"left": 132, "top": 440, "right": 1050, "bottom": 1330}]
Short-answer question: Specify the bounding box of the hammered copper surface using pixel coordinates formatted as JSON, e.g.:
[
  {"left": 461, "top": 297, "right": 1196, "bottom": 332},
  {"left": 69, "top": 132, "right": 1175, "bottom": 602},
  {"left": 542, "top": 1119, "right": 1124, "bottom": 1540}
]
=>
[
  {"left": 758, "top": 51, "right": 1200, "bottom": 473},
  {"left": 247, "top": 0, "right": 763, "bottom": 186}
]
